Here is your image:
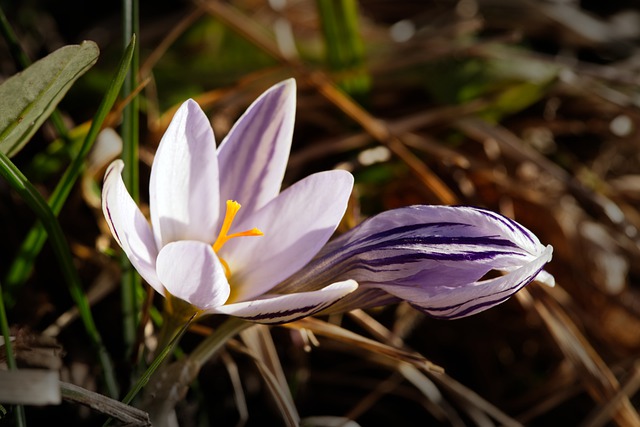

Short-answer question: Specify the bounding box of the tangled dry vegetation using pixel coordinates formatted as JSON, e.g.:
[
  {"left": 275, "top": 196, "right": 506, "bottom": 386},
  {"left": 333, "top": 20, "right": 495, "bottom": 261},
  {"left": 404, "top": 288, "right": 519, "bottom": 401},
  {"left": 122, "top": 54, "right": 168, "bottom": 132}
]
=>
[{"left": 4, "top": 0, "right": 640, "bottom": 425}]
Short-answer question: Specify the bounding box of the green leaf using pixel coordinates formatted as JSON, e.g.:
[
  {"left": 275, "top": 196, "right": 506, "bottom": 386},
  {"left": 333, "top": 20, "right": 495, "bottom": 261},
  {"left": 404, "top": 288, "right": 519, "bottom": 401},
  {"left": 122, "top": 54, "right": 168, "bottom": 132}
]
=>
[
  {"left": 316, "top": 0, "right": 370, "bottom": 98},
  {"left": 0, "top": 40, "right": 99, "bottom": 157}
]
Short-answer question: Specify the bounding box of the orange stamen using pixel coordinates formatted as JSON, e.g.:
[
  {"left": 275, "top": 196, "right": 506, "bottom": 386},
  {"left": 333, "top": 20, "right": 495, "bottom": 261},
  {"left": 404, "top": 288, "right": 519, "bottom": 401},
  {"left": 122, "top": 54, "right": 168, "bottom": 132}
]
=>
[{"left": 212, "top": 200, "right": 263, "bottom": 278}]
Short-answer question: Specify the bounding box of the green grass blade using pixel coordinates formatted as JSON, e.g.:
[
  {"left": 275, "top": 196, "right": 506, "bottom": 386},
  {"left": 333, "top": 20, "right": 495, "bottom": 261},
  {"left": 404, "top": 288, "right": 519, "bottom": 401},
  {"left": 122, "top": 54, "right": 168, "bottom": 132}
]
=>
[
  {"left": 316, "top": 0, "right": 370, "bottom": 97},
  {"left": 120, "top": 0, "right": 142, "bottom": 362},
  {"left": 0, "top": 281, "right": 17, "bottom": 375},
  {"left": 0, "top": 6, "right": 30, "bottom": 70},
  {"left": 3, "top": 36, "right": 137, "bottom": 306},
  {"left": 0, "top": 279, "right": 26, "bottom": 427},
  {"left": 0, "top": 153, "right": 119, "bottom": 398}
]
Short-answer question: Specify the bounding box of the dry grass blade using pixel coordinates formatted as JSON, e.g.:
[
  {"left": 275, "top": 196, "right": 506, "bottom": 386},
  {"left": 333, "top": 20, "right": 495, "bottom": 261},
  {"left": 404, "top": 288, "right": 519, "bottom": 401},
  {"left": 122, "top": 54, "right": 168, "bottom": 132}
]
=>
[
  {"left": 396, "top": 363, "right": 466, "bottom": 427},
  {"left": 240, "top": 325, "right": 291, "bottom": 396},
  {"left": 305, "top": 72, "right": 459, "bottom": 204},
  {"left": 287, "top": 317, "right": 443, "bottom": 374},
  {"left": 300, "top": 416, "right": 362, "bottom": 427},
  {"left": 288, "top": 101, "right": 482, "bottom": 171},
  {"left": 139, "top": 5, "right": 206, "bottom": 81},
  {"left": 427, "top": 372, "right": 524, "bottom": 427},
  {"left": 227, "top": 337, "right": 300, "bottom": 427},
  {"left": 61, "top": 381, "right": 151, "bottom": 426},
  {"left": 580, "top": 361, "right": 640, "bottom": 427},
  {"left": 340, "top": 371, "right": 406, "bottom": 422},
  {"left": 521, "top": 285, "right": 640, "bottom": 427},
  {"left": 239, "top": 325, "right": 299, "bottom": 423},
  {"left": 42, "top": 265, "right": 119, "bottom": 337},
  {"left": 348, "top": 309, "right": 524, "bottom": 426},
  {"left": 219, "top": 350, "right": 249, "bottom": 427}
]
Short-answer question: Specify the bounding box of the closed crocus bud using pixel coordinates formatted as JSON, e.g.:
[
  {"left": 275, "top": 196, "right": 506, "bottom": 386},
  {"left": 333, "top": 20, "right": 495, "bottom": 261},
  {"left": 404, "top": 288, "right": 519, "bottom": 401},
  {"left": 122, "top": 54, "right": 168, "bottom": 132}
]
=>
[{"left": 276, "top": 205, "right": 554, "bottom": 320}]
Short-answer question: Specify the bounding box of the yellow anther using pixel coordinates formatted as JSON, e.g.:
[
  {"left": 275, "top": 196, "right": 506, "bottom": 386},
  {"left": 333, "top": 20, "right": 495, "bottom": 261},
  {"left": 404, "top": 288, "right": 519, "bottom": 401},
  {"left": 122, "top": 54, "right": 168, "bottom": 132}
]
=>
[
  {"left": 213, "top": 200, "right": 264, "bottom": 277},
  {"left": 213, "top": 200, "right": 241, "bottom": 252}
]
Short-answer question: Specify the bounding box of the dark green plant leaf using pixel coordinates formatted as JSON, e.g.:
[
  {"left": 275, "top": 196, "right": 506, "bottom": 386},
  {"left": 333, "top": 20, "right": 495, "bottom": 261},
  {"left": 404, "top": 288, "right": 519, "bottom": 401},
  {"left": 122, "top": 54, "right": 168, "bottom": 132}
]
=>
[{"left": 0, "top": 40, "right": 99, "bottom": 157}]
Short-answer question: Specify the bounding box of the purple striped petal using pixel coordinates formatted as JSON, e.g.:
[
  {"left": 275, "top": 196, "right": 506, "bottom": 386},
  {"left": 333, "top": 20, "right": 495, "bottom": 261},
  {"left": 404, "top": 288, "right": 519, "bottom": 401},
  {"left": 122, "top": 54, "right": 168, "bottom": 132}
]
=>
[
  {"left": 404, "top": 245, "right": 553, "bottom": 319},
  {"left": 149, "top": 99, "right": 220, "bottom": 247},
  {"left": 156, "top": 240, "right": 230, "bottom": 310},
  {"left": 274, "top": 205, "right": 554, "bottom": 318},
  {"left": 217, "top": 79, "right": 296, "bottom": 224},
  {"left": 102, "top": 160, "right": 163, "bottom": 294},
  {"left": 209, "top": 280, "right": 358, "bottom": 324}
]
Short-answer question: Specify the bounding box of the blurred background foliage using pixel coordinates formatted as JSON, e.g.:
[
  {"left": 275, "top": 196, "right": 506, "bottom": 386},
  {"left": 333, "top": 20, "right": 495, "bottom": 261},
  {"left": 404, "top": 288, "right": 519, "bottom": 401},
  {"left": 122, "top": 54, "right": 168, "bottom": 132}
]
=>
[{"left": 3, "top": 0, "right": 640, "bottom": 426}]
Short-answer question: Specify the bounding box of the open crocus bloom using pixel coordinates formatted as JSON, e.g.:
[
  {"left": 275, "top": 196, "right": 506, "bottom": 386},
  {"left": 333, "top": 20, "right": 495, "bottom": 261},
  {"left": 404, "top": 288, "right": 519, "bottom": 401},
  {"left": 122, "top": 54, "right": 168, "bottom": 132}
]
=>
[
  {"left": 102, "top": 79, "right": 357, "bottom": 324},
  {"left": 102, "top": 78, "right": 554, "bottom": 325},
  {"left": 275, "top": 205, "right": 554, "bottom": 319}
]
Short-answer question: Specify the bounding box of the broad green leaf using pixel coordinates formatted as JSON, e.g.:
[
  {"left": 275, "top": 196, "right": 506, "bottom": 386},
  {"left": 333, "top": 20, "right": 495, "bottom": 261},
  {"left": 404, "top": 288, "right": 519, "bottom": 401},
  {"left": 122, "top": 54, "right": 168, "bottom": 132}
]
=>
[{"left": 0, "top": 40, "right": 99, "bottom": 157}]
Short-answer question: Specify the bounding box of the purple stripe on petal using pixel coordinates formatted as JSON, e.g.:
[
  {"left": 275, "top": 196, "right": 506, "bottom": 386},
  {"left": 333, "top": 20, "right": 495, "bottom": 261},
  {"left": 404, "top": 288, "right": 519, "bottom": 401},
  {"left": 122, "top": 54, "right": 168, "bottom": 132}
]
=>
[
  {"left": 244, "top": 88, "right": 286, "bottom": 195},
  {"left": 351, "top": 230, "right": 519, "bottom": 251},
  {"left": 409, "top": 246, "right": 553, "bottom": 319},
  {"left": 212, "top": 280, "right": 357, "bottom": 324},
  {"left": 288, "top": 233, "right": 528, "bottom": 287},
  {"left": 354, "top": 249, "right": 527, "bottom": 268},
  {"left": 349, "top": 237, "right": 522, "bottom": 258},
  {"left": 338, "top": 222, "right": 472, "bottom": 249},
  {"left": 470, "top": 207, "right": 537, "bottom": 246},
  {"left": 417, "top": 269, "right": 542, "bottom": 319},
  {"left": 230, "top": 90, "right": 282, "bottom": 196},
  {"left": 334, "top": 221, "right": 525, "bottom": 258},
  {"left": 217, "top": 80, "right": 296, "bottom": 220},
  {"left": 104, "top": 204, "right": 121, "bottom": 246},
  {"left": 101, "top": 159, "right": 163, "bottom": 294},
  {"left": 237, "top": 301, "right": 335, "bottom": 325}
]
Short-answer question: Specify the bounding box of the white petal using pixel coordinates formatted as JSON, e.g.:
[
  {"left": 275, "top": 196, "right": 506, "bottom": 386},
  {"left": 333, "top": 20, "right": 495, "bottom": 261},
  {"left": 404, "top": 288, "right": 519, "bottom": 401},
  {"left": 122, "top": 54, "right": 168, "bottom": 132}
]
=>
[
  {"left": 102, "top": 160, "right": 163, "bottom": 293},
  {"left": 534, "top": 270, "right": 555, "bottom": 287},
  {"left": 209, "top": 280, "right": 358, "bottom": 324},
  {"left": 149, "top": 99, "right": 220, "bottom": 247},
  {"left": 221, "top": 170, "right": 354, "bottom": 301},
  {"left": 217, "top": 79, "right": 296, "bottom": 222},
  {"left": 156, "top": 240, "right": 230, "bottom": 310},
  {"left": 87, "top": 128, "right": 122, "bottom": 175}
]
